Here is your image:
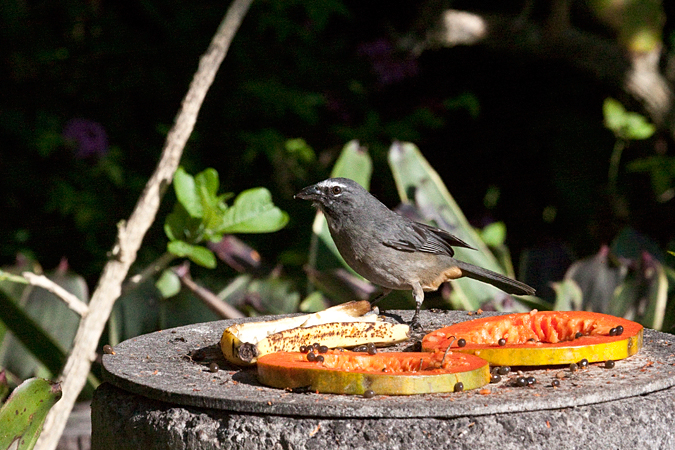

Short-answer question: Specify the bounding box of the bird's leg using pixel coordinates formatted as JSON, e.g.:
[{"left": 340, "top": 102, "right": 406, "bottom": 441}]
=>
[
  {"left": 410, "top": 283, "right": 425, "bottom": 331},
  {"left": 370, "top": 288, "right": 392, "bottom": 306}
]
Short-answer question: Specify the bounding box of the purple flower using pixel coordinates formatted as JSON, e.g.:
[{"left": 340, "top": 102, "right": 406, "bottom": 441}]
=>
[
  {"left": 63, "top": 118, "right": 109, "bottom": 158},
  {"left": 357, "top": 38, "right": 418, "bottom": 86}
]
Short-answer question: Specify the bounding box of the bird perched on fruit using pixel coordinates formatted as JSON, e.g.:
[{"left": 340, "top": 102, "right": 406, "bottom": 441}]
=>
[{"left": 295, "top": 177, "right": 535, "bottom": 328}]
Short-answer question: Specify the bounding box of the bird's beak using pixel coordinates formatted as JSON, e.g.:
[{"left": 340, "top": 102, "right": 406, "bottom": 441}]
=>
[{"left": 294, "top": 183, "right": 321, "bottom": 201}]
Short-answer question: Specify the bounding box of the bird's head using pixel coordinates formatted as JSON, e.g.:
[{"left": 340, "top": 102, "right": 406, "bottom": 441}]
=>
[{"left": 294, "top": 177, "right": 367, "bottom": 217}]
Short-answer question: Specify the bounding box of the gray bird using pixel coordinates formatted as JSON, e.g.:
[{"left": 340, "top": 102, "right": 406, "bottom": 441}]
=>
[{"left": 295, "top": 177, "right": 535, "bottom": 328}]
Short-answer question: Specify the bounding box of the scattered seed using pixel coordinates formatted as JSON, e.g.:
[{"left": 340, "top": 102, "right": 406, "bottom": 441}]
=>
[
  {"left": 515, "top": 377, "right": 528, "bottom": 387},
  {"left": 605, "top": 360, "right": 615, "bottom": 369},
  {"left": 209, "top": 362, "right": 219, "bottom": 373},
  {"left": 367, "top": 346, "right": 377, "bottom": 355},
  {"left": 497, "top": 366, "right": 511, "bottom": 376},
  {"left": 490, "top": 374, "right": 501, "bottom": 384},
  {"left": 575, "top": 332, "right": 583, "bottom": 339},
  {"left": 616, "top": 325, "right": 624, "bottom": 336},
  {"left": 299, "top": 345, "right": 308, "bottom": 353},
  {"left": 454, "top": 382, "right": 464, "bottom": 392},
  {"left": 313, "top": 343, "right": 321, "bottom": 350},
  {"left": 551, "top": 379, "right": 560, "bottom": 387},
  {"left": 363, "top": 389, "right": 375, "bottom": 398},
  {"left": 457, "top": 338, "right": 467, "bottom": 348},
  {"left": 579, "top": 358, "right": 589, "bottom": 369},
  {"left": 316, "top": 355, "right": 324, "bottom": 363},
  {"left": 318, "top": 345, "right": 329, "bottom": 354},
  {"left": 353, "top": 345, "right": 367, "bottom": 353},
  {"left": 527, "top": 376, "right": 536, "bottom": 385},
  {"left": 103, "top": 345, "right": 115, "bottom": 355},
  {"left": 609, "top": 328, "right": 617, "bottom": 337},
  {"left": 569, "top": 363, "right": 578, "bottom": 372},
  {"left": 498, "top": 338, "right": 506, "bottom": 347},
  {"left": 555, "top": 371, "right": 566, "bottom": 379},
  {"left": 306, "top": 352, "right": 317, "bottom": 362}
]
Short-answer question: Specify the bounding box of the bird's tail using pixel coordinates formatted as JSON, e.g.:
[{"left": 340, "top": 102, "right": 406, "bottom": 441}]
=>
[{"left": 455, "top": 260, "right": 535, "bottom": 296}]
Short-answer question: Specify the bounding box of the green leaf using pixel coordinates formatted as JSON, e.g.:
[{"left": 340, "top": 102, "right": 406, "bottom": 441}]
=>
[
  {"left": 155, "top": 269, "right": 181, "bottom": 299},
  {"left": 195, "top": 168, "right": 219, "bottom": 199},
  {"left": 167, "top": 241, "right": 217, "bottom": 268},
  {"left": 603, "top": 98, "right": 626, "bottom": 134},
  {"left": 623, "top": 112, "right": 656, "bottom": 140},
  {"left": 248, "top": 277, "right": 300, "bottom": 315},
  {"left": 217, "top": 188, "right": 289, "bottom": 234},
  {"left": 388, "top": 141, "right": 511, "bottom": 310},
  {"left": 603, "top": 98, "right": 655, "bottom": 140},
  {"left": 0, "top": 378, "right": 62, "bottom": 450},
  {"left": 309, "top": 140, "right": 373, "bottom": 273},
  {"left": 299, "top": 291, "right": 327, "bottom": 313},
  {"left": 163, "top": 203, "right": 204, "bottom": 244},
  {"left": 0, "top": 289, "right": 65, "bottom": 379},
  {"left": 173, "top": 167, "right": 203, "bottom": 218},
  {"left": 551, "top": 279, "right": 583, "bottom": 311},
  {"left": 0, "top": 371, "right": 9, "bottom": 402},
  {"left": 613, "top": 255, "right": 668, "bottom": 330}
]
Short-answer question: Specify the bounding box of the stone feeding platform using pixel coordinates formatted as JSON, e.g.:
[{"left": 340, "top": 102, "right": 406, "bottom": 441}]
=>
[{"left": 92, "top": 310, "right": 675, "bottom": 449}]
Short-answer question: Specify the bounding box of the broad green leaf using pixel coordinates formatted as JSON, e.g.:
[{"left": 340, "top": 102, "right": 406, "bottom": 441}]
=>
[
  {"left": 299, "top": 291, "right": 327, "bottom": 312},
  {"left": 603, "top": 98, "right": 655, "bottom": 140},
  {"left": 309, "top": 140, "right": 372, "bottom": 273},
  {"left": 613, "top": 256, "right": 668, "bottom": 330},
  {"left": 623, "top": 112, "right": 656, "bottom": 140},
  {"left": 551, "top": 279, "right": 583, "bottom": 311},
  {"left": 167, "top": 241, "right": 217, "bottom": 268},
  {"left": 0, "top": 289, "right": 65, "bottom": 379},
  {"left": 0, "top": 378, "right": 62, "bottom": 450},
  {"left": 564, "top": 246, "right": 625, "bottom": 313},
  {"left": 155, "top": 269, "right": 181, "bottom": 299},
  {"left": 0, "top": 263, "right": 88, "bottom": 380},
  {"left": 388, "top": 141, "right": 512, "bottom": 310},
  {"left": 195, "top": 168, "right": 219, "bottom": 199},
  {"left": 195, "top": 168, "right": 223, "bottom": 230},
  {"left": 173, "top": 167, "right": 203, "bottom": 218},
  {"left": 217, "top": 188, "right": 289, "bottom": 234},
  {"left": 603, "top": 98, "right": 626, "bottom": 134},
  {"left": 163, "top": 203, "right": 204, "bottom": 244},
  {"left": 0, "top": 371, "right": 9, "bottom": 402},
  {"left": 248, "top": 277, "right": 300, "bottom": 315}
]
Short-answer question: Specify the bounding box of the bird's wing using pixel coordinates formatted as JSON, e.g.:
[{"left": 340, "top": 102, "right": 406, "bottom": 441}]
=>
[{"left": 382, "top": 222, "right": 475, "bottom": 256}]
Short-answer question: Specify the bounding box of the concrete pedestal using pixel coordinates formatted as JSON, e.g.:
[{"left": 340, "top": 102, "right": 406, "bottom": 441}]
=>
[{"left": 92, "top": 311, "right": 675, "bottom": 449}]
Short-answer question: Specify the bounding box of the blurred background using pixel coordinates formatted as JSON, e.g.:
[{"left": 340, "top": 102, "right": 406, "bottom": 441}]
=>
[{"left": 1, "top": 0, "right": 674, "bottom": 385}]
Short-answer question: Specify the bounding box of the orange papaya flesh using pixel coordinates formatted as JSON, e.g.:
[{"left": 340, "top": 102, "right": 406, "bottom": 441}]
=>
[
  {"left": 422, "top": 310, "right": 643, "bottom": 366},
  {"left": 257, "top": 350, "right": 490, "bottom": 395}
]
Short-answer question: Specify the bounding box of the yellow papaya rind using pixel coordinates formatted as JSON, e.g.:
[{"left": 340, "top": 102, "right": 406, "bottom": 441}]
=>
[
  {"left": 422, "top": 311, "right": 643, "bottom": 366},
  {"left": 257, "top": 351, "right": 490, "bottom": 395}
]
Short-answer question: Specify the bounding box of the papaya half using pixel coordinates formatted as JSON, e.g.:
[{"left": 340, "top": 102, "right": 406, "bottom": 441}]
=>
[
  {"left": 422, "top": 310, "right": 643, "bottom": 366},
  {"left": 257, "top": 350, "right": 490, "bottom": 395}
]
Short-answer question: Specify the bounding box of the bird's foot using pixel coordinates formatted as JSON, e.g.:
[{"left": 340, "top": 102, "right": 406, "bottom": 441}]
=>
[{"left": 409, "top": 315, "right": 425, "bottom": 333}]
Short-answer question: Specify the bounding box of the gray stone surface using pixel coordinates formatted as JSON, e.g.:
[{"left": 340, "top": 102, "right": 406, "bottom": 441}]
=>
[
  {"left": 93, "top": 310, "right": 675, "bottom": 449},
  {"left": 101, "top": 311, "right": 675, "bottom": 418},
  {"left": 92, "top": 381, "right": 675, "bottom": 450}
]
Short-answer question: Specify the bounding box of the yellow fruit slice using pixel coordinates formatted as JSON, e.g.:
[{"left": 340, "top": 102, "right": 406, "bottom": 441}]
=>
[
  {"left": 422, "top": 310, "right": 643, "bottom": 366},
  {"left": 257, "top": 350, "right": 490, "bottom": 395}
]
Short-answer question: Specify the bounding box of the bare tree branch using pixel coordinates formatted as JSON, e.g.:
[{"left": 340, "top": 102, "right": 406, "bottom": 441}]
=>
[
  {"left": 174, "top": 262, "right": 245, "bottom": 319},
  {"left": 21, "top": 272, "right": 89, "bottom": 317},
  {"left": 35, "top": 1, "right": 254, "bottom": 448}
]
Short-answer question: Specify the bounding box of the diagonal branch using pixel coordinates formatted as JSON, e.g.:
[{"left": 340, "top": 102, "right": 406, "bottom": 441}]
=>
[{"left": 35, "top": 1, "right": 254, "bottom": 448}]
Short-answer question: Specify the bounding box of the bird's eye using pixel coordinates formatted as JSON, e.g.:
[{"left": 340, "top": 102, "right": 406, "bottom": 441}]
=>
[{"left": 331, "top": 186, "right": 342, "bottom": 195}]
